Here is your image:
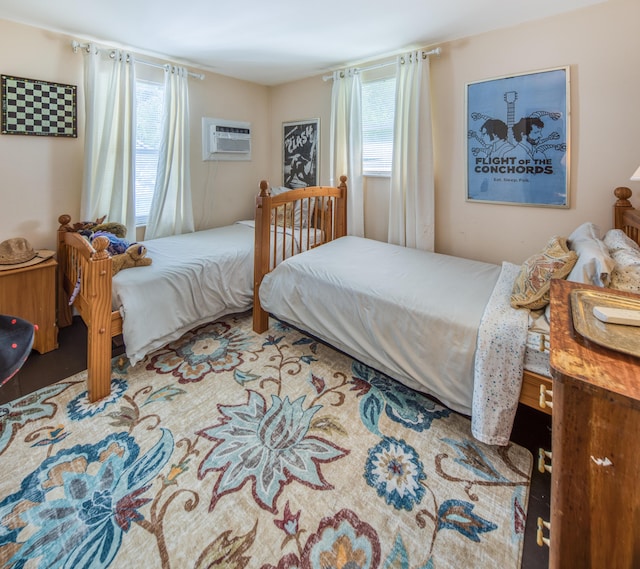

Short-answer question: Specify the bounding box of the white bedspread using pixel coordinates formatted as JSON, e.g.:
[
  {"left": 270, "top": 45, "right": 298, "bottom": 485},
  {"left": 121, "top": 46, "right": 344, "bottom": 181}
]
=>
[
  {"left": 113, "top": 220, "right": 324, "bottom": 365},
  {"left": 113, "top": 222, "right": 256, "bottom": 365},
  {"left": 259, "top": 236, "right": 502, "bottom": 416},
  {"left": 471, "top": 262, "right": 529, "bottom": 445}
]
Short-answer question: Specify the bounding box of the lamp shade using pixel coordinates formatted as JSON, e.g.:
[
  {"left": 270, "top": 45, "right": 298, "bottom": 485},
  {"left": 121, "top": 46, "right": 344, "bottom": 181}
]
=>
[{"left": 631, "top": 165, "right": 640, "bottom": 181}]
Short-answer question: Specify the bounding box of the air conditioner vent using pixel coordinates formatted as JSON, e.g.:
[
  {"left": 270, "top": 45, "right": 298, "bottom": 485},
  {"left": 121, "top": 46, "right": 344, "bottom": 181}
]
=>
[{"left": 202, "top": 117, "right": 251, "bottom": 161}]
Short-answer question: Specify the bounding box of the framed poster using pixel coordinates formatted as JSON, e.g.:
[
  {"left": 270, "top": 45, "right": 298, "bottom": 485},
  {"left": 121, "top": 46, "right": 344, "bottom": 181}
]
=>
[
  {"left": 1, "top": 75, "right": 77, "bottom": 137},
  {"left": 466, "top": 66, "right": 569, "bottom": 207},
  {"left": 283, "top": 119, "right": 319, "bottom": 188}
]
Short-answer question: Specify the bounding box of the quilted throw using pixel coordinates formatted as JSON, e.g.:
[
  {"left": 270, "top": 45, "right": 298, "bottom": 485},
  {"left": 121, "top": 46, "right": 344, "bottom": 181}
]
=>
[{"left": 0, "top": 313, "right": 532, "bottom": 568}]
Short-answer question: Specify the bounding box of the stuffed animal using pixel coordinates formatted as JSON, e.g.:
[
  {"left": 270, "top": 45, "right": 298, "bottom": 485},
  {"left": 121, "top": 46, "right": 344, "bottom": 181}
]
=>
[
  {"left": 91, "top": 231, "right": 131, "bottom": 256},
  {"left": 112, "top": 244, "right": 152, "bottom": 275}
]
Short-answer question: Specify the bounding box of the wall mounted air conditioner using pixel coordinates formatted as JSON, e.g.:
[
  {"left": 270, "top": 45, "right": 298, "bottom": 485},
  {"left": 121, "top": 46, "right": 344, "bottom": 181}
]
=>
[{"left": 202, "top": 117, "right": 251, "bottom": 161}]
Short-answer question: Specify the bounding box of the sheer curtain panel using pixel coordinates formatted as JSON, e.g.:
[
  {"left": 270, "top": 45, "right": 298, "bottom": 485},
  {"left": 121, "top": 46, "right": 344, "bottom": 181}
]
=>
[
  {"left": 330, "top": 69, "right": 364, "bottom": 237},
  {"left": 145, "top": 66, "right": 194, "bottom": 240},
  {"left": 81, "top": 46, "right": 137, "bottom": 239},
  {"left": 388, "top": 51, "right": 434, "bottom": 251}
]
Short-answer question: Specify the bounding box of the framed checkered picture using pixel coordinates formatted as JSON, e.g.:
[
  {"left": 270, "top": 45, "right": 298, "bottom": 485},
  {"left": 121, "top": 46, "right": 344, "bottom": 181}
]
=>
[{"left": 1, "top": 75, "right": 77, "bottom": 137}]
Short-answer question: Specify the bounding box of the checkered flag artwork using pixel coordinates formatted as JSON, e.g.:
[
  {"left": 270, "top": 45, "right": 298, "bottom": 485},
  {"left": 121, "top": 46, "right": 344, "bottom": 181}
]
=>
[{"left": 1, "top": 75, "right": 77, "bottom": 137}]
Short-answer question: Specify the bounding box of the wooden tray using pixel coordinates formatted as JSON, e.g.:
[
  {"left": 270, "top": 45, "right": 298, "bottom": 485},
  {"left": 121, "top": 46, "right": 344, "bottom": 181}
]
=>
[{"left": 570, "top": 289, "right": 640, "bottom": 358}]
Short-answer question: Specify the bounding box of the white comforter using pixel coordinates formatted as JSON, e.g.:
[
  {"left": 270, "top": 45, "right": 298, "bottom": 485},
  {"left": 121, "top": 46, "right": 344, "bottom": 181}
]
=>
[
  {"left": 113, "top": 222, "right": 255, "bottom": 365},
  {"left": 113, "top": 220, "right": 324, "bottom": 365},
  {"left": 259, "top": 236, "right": 532, "bottom": 445},
  {"left": 259, "top": 236, "right": 502, "bottom": 411}
]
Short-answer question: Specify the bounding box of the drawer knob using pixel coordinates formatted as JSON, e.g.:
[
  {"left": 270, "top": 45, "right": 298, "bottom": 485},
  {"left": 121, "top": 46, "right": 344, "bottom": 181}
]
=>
[
  {"left": 538, "top": 448, "right": 552, "bottom": 474},
  {"left": 537, "top": 517, "right": 551, "bottom": 548},
  {"left": 539, "top": 384, "right": 553, "bottom": 409}
]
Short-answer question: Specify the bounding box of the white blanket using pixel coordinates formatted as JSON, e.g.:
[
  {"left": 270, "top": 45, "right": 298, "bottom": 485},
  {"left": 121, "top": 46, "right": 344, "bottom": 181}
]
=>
[
  {"left": 113, "top": 222, "right": 256, "bottom": 365},
  {"left": 259, "top": 236, "right": 502, "bottom": 416},
  {"left": 471, "top": 262, "right": 530, "bottom": 445},
  {"left": 112, "top": 221, "right": 324, "bottom": 365}
]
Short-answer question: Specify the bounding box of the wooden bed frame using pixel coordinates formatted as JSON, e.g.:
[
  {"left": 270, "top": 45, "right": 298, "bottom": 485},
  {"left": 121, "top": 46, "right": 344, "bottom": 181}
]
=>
[
  {"left": 253, "top": 183, "right": 640, "bottom": 417},
  {"left": 56, "top": 182, "right": 347, "bottom": 404},
  {"left": 55, "top": 184, "right": 639, "bottom": 406},
  {"left": 57, "top": 214, "right": 120, "bottom": 402}
]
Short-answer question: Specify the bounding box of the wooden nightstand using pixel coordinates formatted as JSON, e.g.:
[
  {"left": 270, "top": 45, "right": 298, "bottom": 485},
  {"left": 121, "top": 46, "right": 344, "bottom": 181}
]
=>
[
  {"left": 544, "top": 279, "right": 640, "bottom": 568},
  {"left": 0, "top": 258, "right": 58, "bottom": 353}
]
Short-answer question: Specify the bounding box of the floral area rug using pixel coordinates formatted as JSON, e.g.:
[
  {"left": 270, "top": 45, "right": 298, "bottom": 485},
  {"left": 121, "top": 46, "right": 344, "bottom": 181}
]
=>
[{"left": 0, "top": 312, "right": 532, "bottom": 568}]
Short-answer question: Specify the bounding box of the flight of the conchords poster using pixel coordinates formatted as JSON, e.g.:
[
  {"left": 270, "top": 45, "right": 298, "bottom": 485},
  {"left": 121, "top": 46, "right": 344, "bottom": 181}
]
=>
[{"left": 466, "top": 67, "right": 568, "bottom": 207}]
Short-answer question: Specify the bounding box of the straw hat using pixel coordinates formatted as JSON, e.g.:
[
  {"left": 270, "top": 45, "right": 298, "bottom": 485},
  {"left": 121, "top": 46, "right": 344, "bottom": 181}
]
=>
[{"left": 0, "top": 238, "right": 55, "bottom": 271}]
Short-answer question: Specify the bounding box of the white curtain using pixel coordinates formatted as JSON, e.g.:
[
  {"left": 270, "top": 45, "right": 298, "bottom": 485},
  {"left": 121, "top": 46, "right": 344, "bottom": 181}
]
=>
[
  {"left": 388, "top": 51, "right": 434, "bottom": 251},
  {"left": 145, "top": 65, "right": 194, "bottom": 239},
  {"left": 330, "top": 69, "right": 364, "bottom": 237},
  {"left": 81, "top": 46, "right": 137, "bottom": 239}
]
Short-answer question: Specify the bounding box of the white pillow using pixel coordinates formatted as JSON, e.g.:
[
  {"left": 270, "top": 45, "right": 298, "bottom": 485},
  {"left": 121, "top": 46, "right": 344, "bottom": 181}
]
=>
[
  {"left": 603, "top": 229, "right": 640, "bottom": 253},
  {"left": 568, "top": 221, "right": 601, "bottom": 242},
  {"left": 566, "top": 222, "right": 615, "bottom": 287},
  {"left": 270, "top": 186, "right": 315, "bottom": 227},
  {"left": 609, "top": 247, "right": 640, "bottom": 293}
]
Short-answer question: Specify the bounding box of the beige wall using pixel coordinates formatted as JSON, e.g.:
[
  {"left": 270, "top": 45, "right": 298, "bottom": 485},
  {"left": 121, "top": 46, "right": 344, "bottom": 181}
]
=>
[
  {"left": 267, "top": 76, "right": 333, "bottom": 187},
  {"left": 268, "top": 0, "right": 640, "bottom": 264},
  {"left": 0, "top": 19, "right": 269, "bottom": 250},
  {"left": 2, "top": 0, "right": 639, "bottom": 265},
  {"left": 0, "top": 21, "right": 84, "bottom": 251},
  {"left": 431, "top": 0, "right": 640, "bottom": 264}
]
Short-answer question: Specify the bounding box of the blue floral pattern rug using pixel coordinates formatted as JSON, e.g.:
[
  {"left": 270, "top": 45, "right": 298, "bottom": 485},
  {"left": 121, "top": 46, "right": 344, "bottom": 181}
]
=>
[{"left": 0, "top": 312, "right": 532, "bottom": 568}]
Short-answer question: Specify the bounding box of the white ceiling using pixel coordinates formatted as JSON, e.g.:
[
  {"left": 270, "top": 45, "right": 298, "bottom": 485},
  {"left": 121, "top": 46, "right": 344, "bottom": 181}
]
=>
[{"left": 1, "top": 0, "right": 606, "bottom": 86}]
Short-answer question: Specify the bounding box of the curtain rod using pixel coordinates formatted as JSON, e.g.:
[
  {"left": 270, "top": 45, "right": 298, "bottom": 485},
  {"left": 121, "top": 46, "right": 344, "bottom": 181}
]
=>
[
  {"left": 71, "top": 41, "right": 205, "bottom": 80},
  {"left": 322, "top": 47, "right": 441, "bottom": 82}
]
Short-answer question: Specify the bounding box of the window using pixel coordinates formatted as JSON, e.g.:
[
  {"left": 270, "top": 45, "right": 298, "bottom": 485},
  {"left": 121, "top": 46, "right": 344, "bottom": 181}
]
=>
[
  {"left": 135, "top": 79, "right": 164, "bottom": 226},
  {"left": 362, "top": 77, "right": 396, "bottom": 176}
]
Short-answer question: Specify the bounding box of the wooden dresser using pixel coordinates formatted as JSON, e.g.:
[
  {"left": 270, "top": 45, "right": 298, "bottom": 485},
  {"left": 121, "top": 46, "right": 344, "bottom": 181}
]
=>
[
  {"left": 0, "top": 258, "right": 58, "bottom": 353},
  {"left": 544, "top": 279, "right": 640, "bottom": 568}
]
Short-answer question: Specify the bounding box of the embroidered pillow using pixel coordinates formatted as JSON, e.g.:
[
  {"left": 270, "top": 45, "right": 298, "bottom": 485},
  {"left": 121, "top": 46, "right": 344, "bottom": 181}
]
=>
[
  {"left": 270, "top": 186, "right": 315, "bottom": 227},
  {"left": 603, "top": 229, "right": 640, "bottom": 253},
  {"left": 273, "top": 205, "right": 294, "bottom": 228},
  {"left": 609, "top": 247, "right": 640, "bottom": 293},
  {"left": 566, "top": 222, "right": 615, "bottom": 287},
  {"left": 511, "top": 236, "right": 578, "bottom": 310}
]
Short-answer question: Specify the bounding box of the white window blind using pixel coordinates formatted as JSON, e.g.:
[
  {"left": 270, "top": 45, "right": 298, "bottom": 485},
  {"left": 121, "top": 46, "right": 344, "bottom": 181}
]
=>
[
  {"left": 135, "top": 80, "right": 164, "bottom": 226},
  {"left": 362, "top": 77, "right": 396, "bottom": 176}
]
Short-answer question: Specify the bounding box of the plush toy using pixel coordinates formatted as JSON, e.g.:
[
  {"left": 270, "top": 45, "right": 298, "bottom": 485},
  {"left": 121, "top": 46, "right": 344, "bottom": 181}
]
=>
[
  {"left": 112, "top": 244, "right": 152, "bottom": 275},
  {"left": 91, "top": 231, "right": 131, "bottom": 256}
]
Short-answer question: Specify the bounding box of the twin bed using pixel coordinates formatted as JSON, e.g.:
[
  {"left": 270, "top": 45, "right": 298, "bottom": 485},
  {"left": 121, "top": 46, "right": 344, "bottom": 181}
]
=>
[
  {"left": 253, "top": 182, "right": 640, "bottom": 443},
  {"left": 56, "top": 183, "right": 341, "bottom": 403},
  {"left": 57, "top": 181, "right": 640, "bottom": 443}
]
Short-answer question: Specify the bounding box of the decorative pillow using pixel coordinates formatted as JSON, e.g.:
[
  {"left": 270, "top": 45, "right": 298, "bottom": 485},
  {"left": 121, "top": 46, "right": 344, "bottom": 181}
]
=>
[
  {"left": 511, "top": 236, "right": 578, "bottom": 310},
  {"left": 603, "top": 229, "right": 640, "bottom": 253},
  {"left": 609, "top": 247, "right": 640, "bottom": 293},
  {"left": 272, "top": 205, "right": 294, "bottom": 228},
  {"left": 270, "top": 185, "right": 315, "bottom": 227},
  {"left": 566, "top": 222, "right": 615, "bottom": 287},
  {"left": 568, "top": 221, "right": 601, "bottom": 242}
]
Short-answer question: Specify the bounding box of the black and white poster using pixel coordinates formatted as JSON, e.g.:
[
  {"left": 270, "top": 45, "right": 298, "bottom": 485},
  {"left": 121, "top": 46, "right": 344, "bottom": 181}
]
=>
[{"left": 283, "top": 119, "right": 319, "bottom": 188}]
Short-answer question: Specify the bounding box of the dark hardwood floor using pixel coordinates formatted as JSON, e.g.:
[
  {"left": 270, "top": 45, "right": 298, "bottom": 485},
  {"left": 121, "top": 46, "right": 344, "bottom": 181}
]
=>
[{"left": 0, "top": 316, "right": 551, "bottom": 568}]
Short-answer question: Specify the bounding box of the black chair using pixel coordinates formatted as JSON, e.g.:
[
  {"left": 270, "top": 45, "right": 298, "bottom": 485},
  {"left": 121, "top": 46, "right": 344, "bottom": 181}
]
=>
[{"left": 0, "top": 315, "right": 35, "bottom": 387}]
